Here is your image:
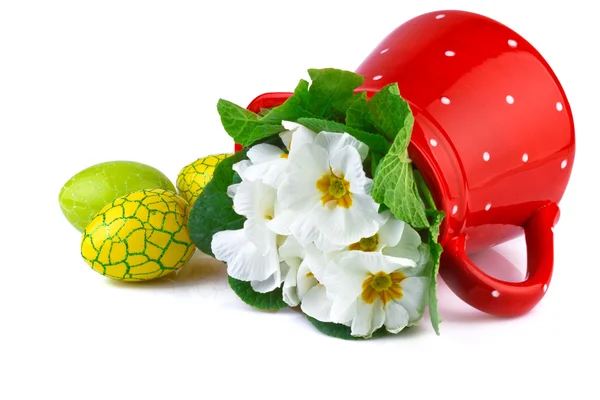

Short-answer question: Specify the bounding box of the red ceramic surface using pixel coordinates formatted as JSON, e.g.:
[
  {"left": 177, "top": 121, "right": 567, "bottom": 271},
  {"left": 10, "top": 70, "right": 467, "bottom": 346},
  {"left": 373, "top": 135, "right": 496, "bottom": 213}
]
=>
[{"left": 243, "top": 10, "right": 575, "bottom": 317}]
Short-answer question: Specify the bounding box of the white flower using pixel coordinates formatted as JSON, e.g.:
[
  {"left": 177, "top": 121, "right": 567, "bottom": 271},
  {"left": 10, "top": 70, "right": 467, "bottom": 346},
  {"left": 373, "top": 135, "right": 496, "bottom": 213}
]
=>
[
  {"left": 316, "top": 251, "right": 429, "bottom": 338},
  {"left": 212, "top": 179, "right": 283, "bottom": 293},
  {"left": 240, "top": 121, "right": 317, "bottom": 189},
  {"left": 273, "top": 132, "right": 382, "bottom": 247},
  {"left": 279, "top": 120, "right": 318, "bottom": 154},
  {"left": 212, "top": 229, "right": 282, "bottom": 292},
  {"left": 346, "top": 210, "right": 422, "bottom": 263},
  {"left": 278, "top": 236, "right": 334, "bottom": 321}
]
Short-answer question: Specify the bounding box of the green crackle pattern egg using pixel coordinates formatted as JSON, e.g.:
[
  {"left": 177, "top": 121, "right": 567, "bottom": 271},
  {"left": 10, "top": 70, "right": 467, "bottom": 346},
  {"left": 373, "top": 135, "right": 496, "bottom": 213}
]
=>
[
  {"left": 176, "top": 153, "right": 231, "bottom": 206},
  {"left": 59, "top": 161, "right": 176, "bottom": 232},
  {"left": 81, "top": 189, "right": 195, "bottom": 281}
]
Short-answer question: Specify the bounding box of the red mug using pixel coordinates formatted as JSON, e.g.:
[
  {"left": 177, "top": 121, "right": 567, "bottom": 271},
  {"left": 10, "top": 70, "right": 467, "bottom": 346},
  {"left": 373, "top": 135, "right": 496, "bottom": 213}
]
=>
[{"left": 241, "top": 10, "right": 575, "bottom": 317}]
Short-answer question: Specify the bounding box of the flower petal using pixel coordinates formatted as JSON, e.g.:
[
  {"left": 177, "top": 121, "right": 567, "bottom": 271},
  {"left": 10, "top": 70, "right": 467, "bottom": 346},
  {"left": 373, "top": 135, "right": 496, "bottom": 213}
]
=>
[
  {"left": 302, "top": 243, "right": 330, "bottom": 281},
  {"left": 383, "top": 223, "right": 421, "bottom": 262},
  {"left": 301, "top": 285, "right": 333, "bottom": 322},
  {"left": 267, "top": 208, "right": 297, "bottom": 236},
  {"left": 383, "top": 301, "right": 410, "bottom": 333},
  {"left": 278, "top": 235, "right": 305, "bottom": 266},
  {"left": 297, "top": 260, "right": 319, "bottom": 299},
  {"left": 323, "top": 252, "right": 369, "bottom": 303},
  {"left": 329, "top": 145, "right": 371, "bottom": 194},
  {"left": 232, "top": 160, "right": 252, "bottom": 180},
  {"left": 282, "top": 263, "right": 300, "bottom": 307},
  {"left": 330, "top": 299, "right": 357, "bottom": 326},
  {"left": 279, "top": 130, "right": 293, "bottom": 151},
  {"left": 227, "top": 183, "right": 239, "bottom": 199},
  {"left": 313, "top": 230, "right": 346, "bottom": 253},
  {"left": 377, "top": 211, "right": 405, "bottom": 248},
  {"left": 314, "top": 132, "right": 369, "bottom": 162},
  {"left": 251, "top": 266, "right": 282, "bottom": 294},
  {"left": 396, "top": 276, "right": 429, "bottom": 324},
  {"left": 277, "top": 150, "right": 325, "bottom": 211},
  {"left": 282, "top": 121, "right": 317, "bottom": 156},
  {"left": 233, "top": 180, "right": 276, "bottom": 220},
  {"left": 315, "top": 193, "right": 380, "bottom": 245},
  {"left": 288, "top": 204, "right": 322, "bottom": 245},
  {"left": 244, "top": 218, "right": 275, "bottom": 256},
  {"left": 247, "top": 143, "right": 284, "bottom": 164},
  {"left": 244, "top": 160, "right": 289, "bottom": 188},
  {"left": 351, "top": 299, "right": 385, "bottom": 338},
  {"left": 212, "top": 229, "right": 279, "bottom": 281}
]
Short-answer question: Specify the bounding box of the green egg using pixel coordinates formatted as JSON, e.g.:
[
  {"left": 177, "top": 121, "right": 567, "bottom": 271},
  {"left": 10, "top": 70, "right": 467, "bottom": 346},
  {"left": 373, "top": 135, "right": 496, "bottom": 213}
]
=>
[{"left": 59, "top": 161, "right": 176, "bottom": 232}]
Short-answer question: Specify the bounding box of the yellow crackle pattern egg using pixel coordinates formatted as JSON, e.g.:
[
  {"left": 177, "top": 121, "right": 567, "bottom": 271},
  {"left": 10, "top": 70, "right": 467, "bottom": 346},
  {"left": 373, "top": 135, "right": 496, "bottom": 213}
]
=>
[
  {"left": 81, "top": 189, "right": 196, "bottom": 281},
  {"left": 176, "top": 153, "right": 231, "bottom": 206}
]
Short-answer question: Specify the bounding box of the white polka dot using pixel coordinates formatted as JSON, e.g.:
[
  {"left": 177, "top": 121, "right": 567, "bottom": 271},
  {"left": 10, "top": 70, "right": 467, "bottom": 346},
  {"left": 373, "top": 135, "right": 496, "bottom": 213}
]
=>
[
  {"left": 508, "top": 39, "right": 518, "bottom": 48},
  {"left": 485, "top": 203, "right": 492, "bottom": 211},
  {"left": 441, "top": 96, "right": 451, "bottom": 105},
  {"left": 483, "top": 152, "right": 490, "bottom": 162},
  {"left": 452, "top": 205, "right": 458, "bottom": 215},
  {"left": 506, "top": 95, "right": 514, "bottom": 104},
  {"left": 556, "top": 102, "right": 563, "bottom": 111},
  {"left": 445, "top": 50, "right": 455, "bottom": 57},
  {"left": 561, "top": 160, "right": 568, "bottom": 169},
  {"left": 380, "top": 48, "right": 389, "bottom": 54},
  {"left": 543, "top": 284, "right": 548, "bottom": 293},
  {"left": 436, "top": 14, "right": 445, "bottom": 19},
  {"left": 492, "top": 290, "right": 500, "bottom": 298},
  {"left": 373, "top": 75, "right": 382, "bottom": 81},
  {"left": 522, "top": 153, "right": 529, "bottom": 162},
  {"left": 430, "top": 139, "right": 438, "bottom": 147}
]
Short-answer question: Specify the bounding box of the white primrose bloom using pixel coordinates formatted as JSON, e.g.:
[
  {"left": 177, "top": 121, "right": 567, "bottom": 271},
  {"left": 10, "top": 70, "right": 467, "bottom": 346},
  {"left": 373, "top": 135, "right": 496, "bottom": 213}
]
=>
[
  {"left": 314, "top": 251, "right": 430, "bottom": 338},
  {"left": 226, "top": 159, "right": 252, "bottom": 199},
  {"left": 279, "top": 120, "right": 318, "bottom": 154},
  {"left": 212, "top": 179, "right": 283, "bottom": 293},
  {"left": 278, "top": 237, "right": 333, "bottom": 321},
  {"left": 346, "top": 210, "right": 423, "bottom": 263},
  {"left": 272, "top": 131, "right": 382, "bottom": 247},
  {"left": 241, "top": 121, "right": 317, "bottom": 189}
]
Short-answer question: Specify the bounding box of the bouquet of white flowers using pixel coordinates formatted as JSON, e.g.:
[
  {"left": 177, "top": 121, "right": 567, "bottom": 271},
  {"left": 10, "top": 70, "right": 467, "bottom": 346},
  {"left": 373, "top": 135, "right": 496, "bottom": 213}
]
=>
[{"left": 188, "top": 68, "right": 444, "bottom": 339}]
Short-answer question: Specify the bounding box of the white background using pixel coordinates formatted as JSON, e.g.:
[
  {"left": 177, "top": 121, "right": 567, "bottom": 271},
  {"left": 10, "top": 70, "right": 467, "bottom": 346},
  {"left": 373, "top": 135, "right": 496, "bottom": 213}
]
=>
[{"left": 1, "top": 1, "right": 598, "bottom": 399}]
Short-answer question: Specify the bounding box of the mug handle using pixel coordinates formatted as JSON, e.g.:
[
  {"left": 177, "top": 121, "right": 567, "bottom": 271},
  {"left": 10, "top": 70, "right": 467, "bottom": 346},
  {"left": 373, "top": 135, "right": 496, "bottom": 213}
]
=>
[{"left": 439, "top": 203, "right": 560, "bottom": 317}]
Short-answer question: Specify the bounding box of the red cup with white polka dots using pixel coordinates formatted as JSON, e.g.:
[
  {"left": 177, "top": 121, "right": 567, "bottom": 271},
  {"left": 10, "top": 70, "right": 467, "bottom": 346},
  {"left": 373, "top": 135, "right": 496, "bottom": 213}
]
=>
[{"left": 246, "top": 10, "right": 575, "bottom": 318}]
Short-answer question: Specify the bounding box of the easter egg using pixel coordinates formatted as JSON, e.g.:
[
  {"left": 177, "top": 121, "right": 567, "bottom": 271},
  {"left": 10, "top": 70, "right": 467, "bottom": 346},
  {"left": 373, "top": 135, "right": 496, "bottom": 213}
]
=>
[
  {"left": 80, "top": 189, "right": 195, "bottom": 281},
  {"left": 176, "top": 153, "right": 231, "bottom": 206},
  {"left": 59, "top": 161, "right": 176, "bottom": 232}
]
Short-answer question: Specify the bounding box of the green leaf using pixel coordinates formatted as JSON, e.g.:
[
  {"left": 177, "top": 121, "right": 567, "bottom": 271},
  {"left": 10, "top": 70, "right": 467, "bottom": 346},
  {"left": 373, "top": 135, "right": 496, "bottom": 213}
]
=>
[
  {"left": 305, "top": 315, "right": 389, "bottom": 340},
  {"left": 216, "top": 99, "right": 285, "bottom": 147},
  {"left": 296, "top": 117, "right": 390, "bottom": 156},
  {"left": 218, "top": 68, "right": 365, "bottom": 147},
  {"left": 367, "top": 83, "right": 412, "bottom": 144},
  {"left": 262, "top": 69, "right": 364, "bottom": 125},
  {"left": 228, "top": 276, "right": 288, "bottom": 311},
  {"left": 306, "top": 68, "right": 365, "bottom": 122},
  {"left": 261, "top": 79, "right": 317, "bottom": 124},
  {"left": 414, "top": 170, "right": 445, "bottom": 335},
  {"left": 346, "top": 94, "right": 376, "bottom": 133},
  {"left": 371, "top": 113, "right": 429, "bottom": 229},
  {"left": 187, "top": 150, "right": 248, "bottom": 256},
  {"left": 426, "top": 238, "right": 444, "bottom": 335}
]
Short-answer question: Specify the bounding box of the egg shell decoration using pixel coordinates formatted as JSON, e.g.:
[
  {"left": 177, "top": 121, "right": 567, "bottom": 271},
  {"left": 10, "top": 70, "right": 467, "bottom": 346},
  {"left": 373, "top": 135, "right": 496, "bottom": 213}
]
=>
[
  {"left": 59, "top": 161, "right": 176, "bottom": 232},
  {"left": 176, "top": 153, "right": 231, "bottom": 206},
  {"left": 81, "top": 189, "right": 196, "bottom": 281}
]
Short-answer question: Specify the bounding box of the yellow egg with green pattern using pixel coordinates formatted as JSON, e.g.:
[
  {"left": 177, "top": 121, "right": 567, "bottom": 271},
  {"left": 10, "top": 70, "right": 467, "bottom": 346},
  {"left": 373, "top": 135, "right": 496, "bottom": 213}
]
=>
[
  {"left": 81, "top": 189, "right": 196, "bottom": 281},
  {"left": 176, "top": 153, "right": 231, "bottom": 206}
]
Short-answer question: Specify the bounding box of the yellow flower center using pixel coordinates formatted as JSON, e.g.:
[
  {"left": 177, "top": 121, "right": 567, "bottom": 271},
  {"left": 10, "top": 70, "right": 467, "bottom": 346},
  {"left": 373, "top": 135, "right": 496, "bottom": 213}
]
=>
[
  {"left": 280, "top": 153, "right": 288, "bottom": 159},
  {"left": 316, "top": 172, "right": 353, "bottom": 208},
  {"left": 361, "top": 271, "right": 405, "bottom": 305},
  {"left": 349, "top": 234, "right": 380, "bottom": 252}
]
